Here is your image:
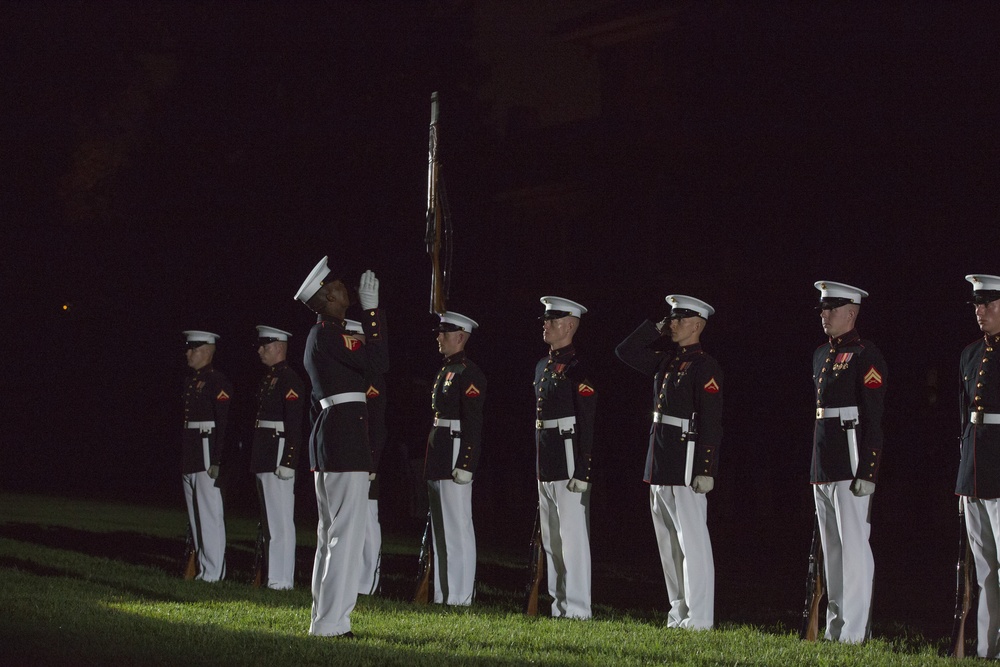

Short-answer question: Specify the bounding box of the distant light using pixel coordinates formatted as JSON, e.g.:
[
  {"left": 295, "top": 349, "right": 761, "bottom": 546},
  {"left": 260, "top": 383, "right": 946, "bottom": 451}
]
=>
[{"left": 62, "top": 303, "right": 71, "bottom": 312}]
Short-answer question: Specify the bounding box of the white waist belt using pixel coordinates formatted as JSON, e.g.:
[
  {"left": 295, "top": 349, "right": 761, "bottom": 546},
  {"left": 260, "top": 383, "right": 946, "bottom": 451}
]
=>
[
  {"left": 184, "top": 421, "right": 215, "bottom": 432},
  {"left": 816, "top": 406, "right": 859, "bottom": 421},
  {"left": 256, "top": 419, "right": 285, "bottom": 433},
  {"left": 319, "top": 392, "right": 367, "bottom": 410},
  {"left": 971, "top": 412, "right": 1000, "bottom": 425},
  {"left": 652, "top": 412, "right": 689, "bottom": 430},
  {"left": 536, "top": 416, "right": 577, "bottom": 432},
  {"left": 434, "top": 418, "right": 461, "bottom": 430}
]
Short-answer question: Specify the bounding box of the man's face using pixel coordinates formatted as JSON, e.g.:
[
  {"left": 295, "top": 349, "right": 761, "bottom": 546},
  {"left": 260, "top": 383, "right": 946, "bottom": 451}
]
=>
[
  {"left": 324, "top": 279, "right": 351, "bottom": 316},
  {"left": 542, "top": 316, "right": 576, "bottom": 349},
  {"left": 820, "top": 304, "right": 854, "bottom": 338},
  {"left": 437, "top": 330, "right": 465, "bottom": 357},
  {"left": 257, "top": 340, "right": 286, "bottom": 367},
  {"left": 186, "top": 344, "right": 214, "bottom": 370},
  {"left": 669, "top": 316, "right": 702, "bottom": 347},
  {"left": 976, "top": 299, "right": 1000, "bottom": 336}
]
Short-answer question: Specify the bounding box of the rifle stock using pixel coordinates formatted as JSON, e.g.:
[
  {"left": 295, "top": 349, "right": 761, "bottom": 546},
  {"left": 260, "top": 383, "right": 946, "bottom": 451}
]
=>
[
  {"left": 183, "top": 524, "right": 197, "bottom": 580},
  {"left": 252, "top": 521, "right": 266, "bottom": 588},
  {"left": 950, "top": 500, "right": 974, "bottom": 658},
  {"left": 800, "top": 514, "right": 824, "bottom": 640},
  {"left": 413, "top": 510, "right": 433, "bottom": 604},
  {"left": 524, "top": 505, "right": 545, "bottom": 616}
]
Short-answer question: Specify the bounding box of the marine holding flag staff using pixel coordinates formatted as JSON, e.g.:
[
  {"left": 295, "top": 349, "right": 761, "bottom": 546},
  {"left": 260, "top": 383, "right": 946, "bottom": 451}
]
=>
[
  {"left": 957, "top": 274, "right": 1000, "bottom": 659},
  {"left": 250, "top": 325, "right": 305, "bottom": 590},
  {"left": 295, "top": 257, "right": 387, "bottom": 638},
  {"left": 615, "top": 295, "right": 722, "bottom": 630},
  {"left": 810, "top": 281, "right": 887, "bottom": 644},
  {"left": 425, "top": 311, "right": 486, "bottom": 606},
  {"left": 180, "top": 330, "right": 233, "bottom": 583},
  {"left": 534, "top": 296, "right": 596, "bottom": 620}
]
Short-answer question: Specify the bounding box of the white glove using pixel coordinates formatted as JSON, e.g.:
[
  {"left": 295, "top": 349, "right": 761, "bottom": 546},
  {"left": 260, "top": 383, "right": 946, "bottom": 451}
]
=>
[
  {"left": 692, "top": 475, "right": 714, "bottom": 494},
  {"left": 207, "top": 465, "right": 220, "bottom": 480},
  {"left": 850, "top": 479, "right": 875, "bottom": 497},
  {"left": 368, "top": 472, "right": 376, "bottom": 482},
  {"left": 357, "top": 270, "right": 379, "bottom": 310},
  {"left": 452, "top": 468, "right": 473, "bottom": 484},
  {"left": 567, "top": 478, "right": 590, "bottom": 493},
  {"left": 275, "top": 465, "right": 295, "bottom": 480}
]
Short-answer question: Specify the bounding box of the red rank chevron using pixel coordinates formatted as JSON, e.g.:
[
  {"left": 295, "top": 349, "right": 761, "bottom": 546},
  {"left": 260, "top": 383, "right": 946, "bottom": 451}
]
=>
[{"left": 864, "top": 366, "right": 883, "bottom": 388}]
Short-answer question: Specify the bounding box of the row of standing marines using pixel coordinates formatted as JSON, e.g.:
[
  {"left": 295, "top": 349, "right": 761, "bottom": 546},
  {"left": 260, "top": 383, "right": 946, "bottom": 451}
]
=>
[{"left": 179, "top": 260, "right": 1000, "bottom": 657}]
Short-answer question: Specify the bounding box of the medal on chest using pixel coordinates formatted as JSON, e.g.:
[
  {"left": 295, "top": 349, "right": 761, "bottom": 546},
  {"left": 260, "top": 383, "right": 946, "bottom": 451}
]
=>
[{"left": 831, "top": 352, "right": 853, "bottom": 373}]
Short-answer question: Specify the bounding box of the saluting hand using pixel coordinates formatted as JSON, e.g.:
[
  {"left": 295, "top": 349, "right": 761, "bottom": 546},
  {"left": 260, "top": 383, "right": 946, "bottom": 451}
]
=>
[{"left": 358, "top": 270, "right": 379, "bottom": 310}]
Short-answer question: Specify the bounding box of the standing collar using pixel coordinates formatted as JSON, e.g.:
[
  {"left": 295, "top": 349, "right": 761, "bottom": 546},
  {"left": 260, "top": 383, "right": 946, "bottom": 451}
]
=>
[
  {"left": 829, "top": 328, "right": 861, "bottom": 348},
  {"left": 549, "top": 344, "right": 576, "bottom": 361},
  {"left": 318, "top": 315, "right": 345, "bottom": 328},
  {"left": 442, "top": 351, "right": 466, "bottom": 366},
  {"left": 676, "top": 343, "right": 702, "bottom": 356}
]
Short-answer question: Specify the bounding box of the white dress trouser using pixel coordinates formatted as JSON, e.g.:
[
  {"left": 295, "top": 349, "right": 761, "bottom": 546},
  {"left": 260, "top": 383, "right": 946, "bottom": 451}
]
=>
[
  {"left": 649, "top": 484, "right": 714, "bottom": 629},
  {"left": 427, "top": 479, "right": 476, "bottom": 605},
  {"left": 182, "top": 471, "right": 226, "bottom": 582},
  {"left": 309, "top": 471, "right": 369, "bottom": 636},
  {"left": 358, "top": 498, "right": 381, "bottom": 595},
  {"left": 813, "top": 480, "right": 873, "bottom": 643},
  {"left": 256, "top": 472, "right": 296, "bottom": 590},
  {"left": 965, "top": 496, "right": 1000, "bottom": 658},
  {"left": 538, "top": 480, "right": 592, "bottom": 619}
]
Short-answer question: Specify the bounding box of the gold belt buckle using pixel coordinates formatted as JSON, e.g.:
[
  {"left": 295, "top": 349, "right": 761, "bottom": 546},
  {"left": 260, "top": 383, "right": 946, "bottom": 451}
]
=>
[
  {"left": 972, "top": 412, "right": 981, "bottom": 425},
  {"left": 815, "top": 408, "right": 825, "bottom": 419},
  {"left": 535, "top": 420, "right": 544, "bottom": 429}
]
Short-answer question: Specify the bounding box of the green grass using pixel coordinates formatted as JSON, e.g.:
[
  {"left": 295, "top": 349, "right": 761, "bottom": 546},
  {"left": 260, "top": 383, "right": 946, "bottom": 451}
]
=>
[{"left": 0, "top": 493, "right": 974, "bottom": 665}]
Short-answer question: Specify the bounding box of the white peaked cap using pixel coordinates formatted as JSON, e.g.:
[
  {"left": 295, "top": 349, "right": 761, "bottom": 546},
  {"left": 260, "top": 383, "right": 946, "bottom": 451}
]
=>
[
  {"left": 294, "top": 256, "right": 331, "bottom": 303},
  {"left": 439, "top": 311, "right": 479, "bottom": 332},
  {"left": 256, "top": 325, "right": 291, "bottom": 341},
  {"left": 183, "top": 330, "right": 220, "bottom": 344},
  {"left": 540, "top": 296, "right": 588, "bottom": 318},
  {"left": 967, "top": 274, "right": 1000, "bottom": 291},
  {"left": 814, "top": 281, "right": 868, "bottom": 304},
  {"left": 665, "top": 294, "right": 715, "bottom": 319}
]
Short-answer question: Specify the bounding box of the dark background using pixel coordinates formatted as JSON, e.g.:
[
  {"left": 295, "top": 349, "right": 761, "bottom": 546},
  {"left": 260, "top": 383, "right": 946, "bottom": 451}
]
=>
[{"left": 3, "top": 0, "right": 999, "bottom": 635}]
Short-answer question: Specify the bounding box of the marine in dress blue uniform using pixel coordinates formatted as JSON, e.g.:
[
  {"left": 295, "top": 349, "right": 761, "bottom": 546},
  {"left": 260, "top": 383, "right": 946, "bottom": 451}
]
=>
[
  {"left": 616, "top": 295, "right": 722, "bottom": 629},
  {"left": 534, "top": 296, "right": 596, "bottom": 619},
  {"left": 425, "top": 311, "right": 486, "bottom": 605},
  {"left": 181, "top": 330, "right": 233, "bottom": 582},
  {"left": 958, "top": 274, "right": 1000, "bottom": 658},
  {"left": 295, "top": 257, "right": 387, "bottom": 638},
  {"left": 250, "top": 325, "right": 305, "bottom": 590},
  {"left": 811, "top": 281, "right": 887, "bottom": 643}
]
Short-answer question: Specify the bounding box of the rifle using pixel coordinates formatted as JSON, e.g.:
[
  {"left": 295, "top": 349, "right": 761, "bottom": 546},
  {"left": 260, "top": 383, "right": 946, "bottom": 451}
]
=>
[
  {"left": 413, "top": 509, "right": 433, "bottom": 604},
  {"left": 800, "top": 513, "right": 825, "bottom": 640},
  {"left": 950, "top": 499, "right": 974, "bottom": 658},
  {"left": 183, "top": 523, "right": 197, "bottom": 580},
  {"left": 252, "top": 521, "right": 266, "bottom": 588},
  {"left": 524, "top": 504, "right": 545, "bottom": 616},
  {"left": 424, "top": 91, "right": 452, "bottom": 316}
]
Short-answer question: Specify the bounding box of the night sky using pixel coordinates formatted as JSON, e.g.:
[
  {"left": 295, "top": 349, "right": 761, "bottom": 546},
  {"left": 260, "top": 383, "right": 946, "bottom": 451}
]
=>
[{"left": 4, "top": 0, "right": 1000, "bottom": 630}]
